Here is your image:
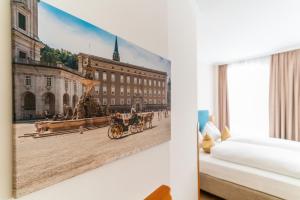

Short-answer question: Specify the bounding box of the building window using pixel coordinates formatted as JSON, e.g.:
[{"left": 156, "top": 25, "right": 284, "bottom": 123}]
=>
[
  {"left": 158, "top": 100, "right": 161, "bottom": 104},
  {"left": 149, "top": 89, "right": 152, "bottom": 97},
  {"left": 158, "top": 81, "right": 161, "bottom": 87},
  {"left": 103, "top": 85, "right": 107, "bottom": 95},
  {"left": 162, "top": 90, "right": 165, "bottom": 95},
  {"left": 18, "top": 12, "right": 26, "bottom": 31},
  {"left": 134, "top": 77, "right": 137, "bottom": 84},
  {"left": 120, "top": 75, "right": 124, "bottom": 83},
  {"left": 73, "top": 81, "right": 77, "bottom": 93},
  {"left": 154, "top": 80, "right": 157, "bottom": 87},
  {"left": 95, "top": 71, "right": 99, "bottom": 80},
  {"left": 134, "top": 87, "right": 137, "bottom": 96},
  {"left": 139, "top": 78, "right": 142, "bottom": 85},
  {"left": 120, "top": 98, "right": 124, "bottom": 105},
  {"left": 120, "top": 86, "right": 124, "bottom": 96},
  {"left": 111, "top": 98, "right": 115, "bottom": 105},
  {"left": 144, "top": 99, "right": 147, "bottom": 104},
  {"left": 46, "top": 77, "right": 52, "bottom": 87},
  {"left": 65, "top": 79, "right": 68, "bottom": 91},
  {"left": 127, "top": 98, "right": 131, "bottom": 105},
  {"left": 111, "top": 73, "right": 115, "bottom": 82},
  {"left": 163, "top": 99, "right": 166, "bottom": 104},
  {"left": 154, "top": 89, "right": 156, "bottom": 96},
  {"left": 127, "top": 76, "right": 130, "bottom": 84},
  {"left": 127, "top": 87, "right": 130, "bottom": 96},
  {"left": 25, "top": 75, "right": 31, "bottom": 86},
  {"left": 162, "top": 81, "right": 165, "bottom": 87},
  {"left": 158, "top": 90, "right": 161, "bottom": 96},
  {"left": 139, "top": 89, "right": 142, "bottom": 95},
  {"left": 153, "top": 99, "right": 157, "bottom": 104},
  {"left": 103, "top": 98, "right": 107, "bottom": 105},
  {"left": 111, "top": 85, "right": 115, "bottom": 95},
  {"left": 95, "top": 85, "right": 100, "bottom": 93},
  {"left": 149, "top": 80, "right": 152, "bottom": 86},
  {"left": 144, "top": 79, "right": 147, "bottom": 85},
  {"left": 149, "top": 99, "right": 152, "bottom": 104},
  {"left": 19, "top": 51, "right": 27, "bottom": 59},
  {"left": 144, "top": 89, "right": 147, "bottom": 96},
  {"left": 103, "top": 72, "right": 107, "bottom": 81}
]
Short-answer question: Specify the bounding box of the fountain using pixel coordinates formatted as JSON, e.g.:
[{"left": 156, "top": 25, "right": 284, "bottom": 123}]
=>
[{"left": 34, "top": 58, "right": 111, "bottom": 136}]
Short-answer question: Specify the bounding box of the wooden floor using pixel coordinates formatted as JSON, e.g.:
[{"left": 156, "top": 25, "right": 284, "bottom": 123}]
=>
[{"left": 201, "top": 190, "right": 224, "bottom": 200}]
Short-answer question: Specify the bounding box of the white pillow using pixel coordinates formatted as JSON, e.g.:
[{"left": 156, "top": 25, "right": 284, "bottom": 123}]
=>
[{"left": 202, "top": 122, "right": 221, "bottom": 141}]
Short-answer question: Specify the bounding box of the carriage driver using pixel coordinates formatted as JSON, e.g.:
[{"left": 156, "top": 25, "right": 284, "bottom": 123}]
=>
[{"left": 129, "top": 108, "right": 140, "bottom": 125}]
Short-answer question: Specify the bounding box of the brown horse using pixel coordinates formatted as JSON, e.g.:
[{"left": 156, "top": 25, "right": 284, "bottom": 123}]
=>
[{"left": 142, "top": 112, "right": 154, "bottom": 129}]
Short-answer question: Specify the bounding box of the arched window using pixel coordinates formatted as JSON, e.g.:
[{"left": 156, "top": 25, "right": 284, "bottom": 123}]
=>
[
  {"left": 23, "top": 92, "right": 35, "bottom": 110},
  {"left": 63, "top": 93, "right": 70, "bottom": 106}
]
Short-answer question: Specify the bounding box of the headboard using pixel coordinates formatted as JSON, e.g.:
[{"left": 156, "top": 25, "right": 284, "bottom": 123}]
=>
[{"left": 198, "top": 110, "right": 209, "bottom": 133}]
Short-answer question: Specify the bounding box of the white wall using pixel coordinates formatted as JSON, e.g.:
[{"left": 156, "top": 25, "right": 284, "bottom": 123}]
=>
[
  {"left": 168, "top": 0, "right": 199, "bottom": 199},
  {"left": 1, "top": 0, "right": 170, "bottom": 200},
  {"left": 197, "top": 0, "right": 300, "bottom": 121},
  {"left": 1, "top": 0, "right": 199, "bottom": 200}
]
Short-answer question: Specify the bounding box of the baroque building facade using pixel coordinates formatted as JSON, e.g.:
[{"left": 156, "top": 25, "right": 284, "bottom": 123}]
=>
[{"left": 12, "top": 0, "right": 169, "bottom": 121}]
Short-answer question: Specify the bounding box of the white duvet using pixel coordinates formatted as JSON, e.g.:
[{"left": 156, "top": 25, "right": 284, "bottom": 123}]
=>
[
  {"left": 229, "top": 137, "right": 300, "bottom": 152},
  {"left": 211, "top": 141, "right": 300, "bottom": 179}
]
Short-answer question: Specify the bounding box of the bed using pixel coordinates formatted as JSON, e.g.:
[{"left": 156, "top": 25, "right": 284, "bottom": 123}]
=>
[
  {"left": 197, "top": 111, "right": 300, "bottom": 200},
  {"left": 199, "top": 141, "right": 300, "bottom": 200}
]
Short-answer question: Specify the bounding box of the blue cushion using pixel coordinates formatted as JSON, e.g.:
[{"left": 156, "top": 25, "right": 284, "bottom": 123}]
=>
[{"left": 198, "top": 110, "right": 209, "bottom": 133}]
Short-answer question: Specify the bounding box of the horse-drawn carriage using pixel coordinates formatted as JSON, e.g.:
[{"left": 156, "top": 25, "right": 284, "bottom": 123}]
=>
[{"left": 107, "top": 112, "right": 154, "bottom": 139}]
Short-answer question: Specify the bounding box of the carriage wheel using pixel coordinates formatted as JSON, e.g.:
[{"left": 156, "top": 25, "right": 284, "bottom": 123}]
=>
[{"left": 108, "top": 125, "right": 123, "bottom": 139}]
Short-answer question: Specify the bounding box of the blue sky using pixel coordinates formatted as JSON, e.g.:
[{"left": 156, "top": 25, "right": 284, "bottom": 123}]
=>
[{"left": 38, "top": 1, "right": 171, "bottom": 78}]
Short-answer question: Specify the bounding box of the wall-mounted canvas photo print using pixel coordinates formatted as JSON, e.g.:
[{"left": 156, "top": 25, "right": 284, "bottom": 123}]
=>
[{"left": 11, "top": 0, "right": 171, "bottom": 197}]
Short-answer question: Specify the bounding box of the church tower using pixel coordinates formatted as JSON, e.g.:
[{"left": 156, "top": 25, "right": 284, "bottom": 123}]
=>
[
  {"left": 11, "top": 0, "right": 45, "bottom": 62},
  {"left": 112, "top": 36, "right": 120, "bottom": 62}
]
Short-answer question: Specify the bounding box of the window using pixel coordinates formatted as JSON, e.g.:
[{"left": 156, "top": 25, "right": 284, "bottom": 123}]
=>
[
  {"left": 103, "top": 85, "right": 107, "bottom": 95},
  {"left": 18, "top": 12, "right": 26, "bottom": 31},
  {"left": 162, "top": 81, "right": 165, "bottom": 87},
  {"left": 139, "top": 89, "right": 142, "bottom": 95},
  {"left": 127, "top": 76, "right": 130, "bottom": 84},
  {"left": 158, "top": 100, "right": 161, "bottom": 104},
  {"left": 154, "top": 80, "right": 157, "bottom": 87},
  {"left": 149, "top": 99, "right": 152, "bottom": 104},
  {"left": 120, "top": 75, "right": 124, "bottom": 83},
  {"left": 111, "top": 98, "right": 115, "bottom": 105},
  {"left": 95, "top": 71, "right": 99, "bottom": 80},
  {"left": 158, "top": 81, "right": 161, "bottom": 87},
  {"left": 103, "top": 98, "right": 107, "bottom": 105},
  {"left": 111, "top": 85, "right": 115, "bottom": 95},
  {"left": 19, "top": 51, "right": 27, "bottom": 59},
  {"left": 25, "top": 75, "right": 31, "bottom": 86},
  {"left": 74, "top": 81, "right": 77, "bottom": 93},
  {"left": 134, "top": 77, "right": 137, "bottom": 84},
  {"left": 127, "top": 98, "right": 131, "bottom": 105},
  {"left": 134, "top": 87, "right": 137, "bottom": 96},
  {"left": 158, "top": 90, "right": 161, "bottom": 96},
  {"left": 149, "top": 89, "right": 152, "bottom": 97},
  {"left": 144, "top": 89, "right": 147, "bottom": 96},
  {"left": 139, "top": 78, "right": 142, "bottom": 85},
  {"left": 144, "top": 79, "right": 147, "bottom": 85},
  {"left": 65, "top": 79, "right": 68, "bottom": 91},
  {"left": 154, "top": 89, "right": 156, "bottom": 96},
  {"left": 153, "top": 99, "right": 157, "bottom": 104},
  {"left": 120, "top": 98, "right": 124, "bottom": 105},
  {"left": 149, "top": 80, "right": 152, "bottom": 86},
  {"left": 126, "top": 87, "right": 130, "bottom": 96},
  {"left": 144, "top": 99, "right": 147, "bottom": 104},
  {"left": 227, "top": 57, "right": 270, "bottom": 138},
  {"left": 120, "top": 86, "right": 124, "bottom": 96},
  {"left": 103, "top": 72, "right": 107, "bottom": 81},
  {"left": 111, "top": 73, "right": 115, "bottom": 82},
  {"left": 46, "top": 77, "right": 52, "bottom": 87},
  {"left": 95, "top": 85, "right": 100, "bottom": 93}
]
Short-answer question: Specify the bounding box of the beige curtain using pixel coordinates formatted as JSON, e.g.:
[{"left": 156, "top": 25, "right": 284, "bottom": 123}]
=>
[
  {"left": 270, "top": 49, "right": 300, "bottom": 141},
  {"left": 218, "top": 64, "right": 230, "bottom": 132}
]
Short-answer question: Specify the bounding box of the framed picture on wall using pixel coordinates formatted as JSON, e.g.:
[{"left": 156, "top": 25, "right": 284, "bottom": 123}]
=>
[{"left": 11, "top": 0, "right": 171, "bottom": 197}]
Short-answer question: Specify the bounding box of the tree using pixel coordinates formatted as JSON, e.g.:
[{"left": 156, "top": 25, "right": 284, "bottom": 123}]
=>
[{"left": 40, "top": 45, "right": 78, "bottom": 70}]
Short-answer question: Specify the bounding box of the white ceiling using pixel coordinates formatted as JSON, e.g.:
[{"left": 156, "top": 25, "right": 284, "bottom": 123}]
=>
[{"left": 196, "top": 0, "right": 300, "bottom": 66}]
